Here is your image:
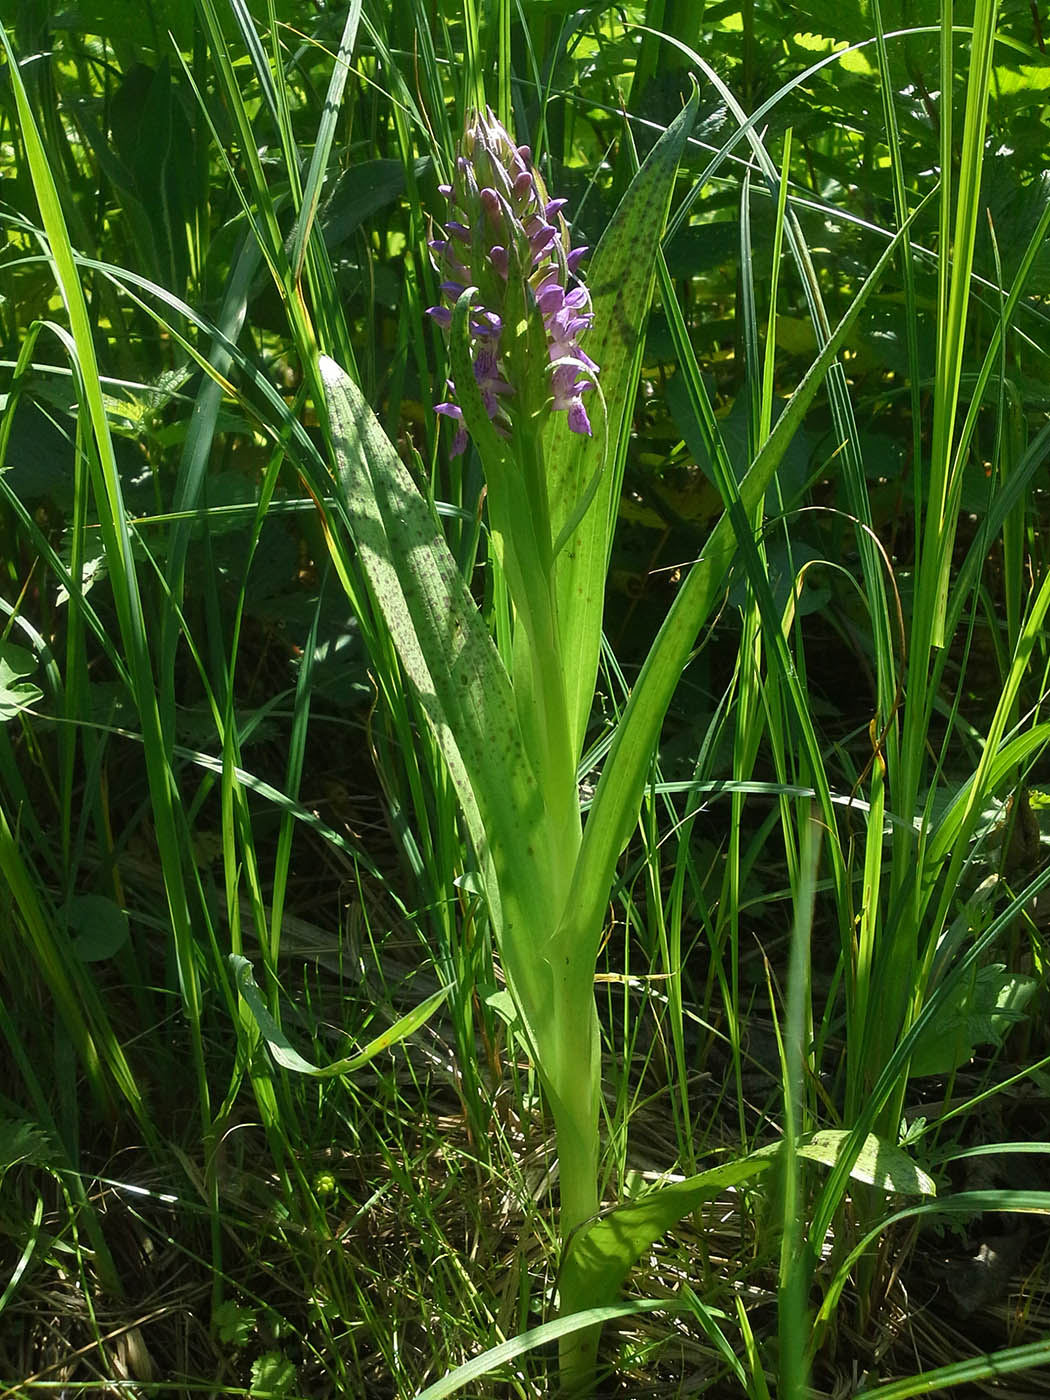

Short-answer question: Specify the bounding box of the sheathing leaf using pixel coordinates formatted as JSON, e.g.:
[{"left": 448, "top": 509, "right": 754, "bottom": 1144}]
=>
[
  {"left": 321, "top": 356, "right": 557, "bottom": 1019},
  {"left": 544, "top": 89, "right": 700, "bottom": 760}
]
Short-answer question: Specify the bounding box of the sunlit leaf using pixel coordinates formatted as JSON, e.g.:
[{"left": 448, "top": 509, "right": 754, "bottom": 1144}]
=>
[
  {"left": 0, "top": 644, "right": 43, "bottom": 721},
  {"left": 562, "top": 1130, "right": 933, "bottom": 1314},
  {"left": 230, "top": 955, "right": 449, "bottom": 1078}
]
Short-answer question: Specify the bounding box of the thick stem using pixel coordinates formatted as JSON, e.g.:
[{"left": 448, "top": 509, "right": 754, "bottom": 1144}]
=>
[{"left": 544, "top": 968, "right": 602, "bottom": 1394}]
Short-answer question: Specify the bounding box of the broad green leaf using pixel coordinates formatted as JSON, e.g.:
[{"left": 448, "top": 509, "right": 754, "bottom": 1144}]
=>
[
  {"left": 561, "top": 1131, "right": 933, "bottom": 1316},
  {"left": 0, "top": 643, "right": 43, "bottom": 721},
  {"left": 321, "top": 157, "right": 432, "bottom": 249},
  {"left": 544, "top": 86, "right": 699, "bottom": 761},
  {"left": 320, "top": 355, "right": 561, "bottom": 1022},
  {"left": 910, "top": 966, "right": 1038, "bottom": 1078},
  {"left": 50, "top": 0, "right": 195, "bottom": 52},
  {"left": 64, "top": 894, "right": 130, "bottom": 962},
  {"left": 796, "top": 1130, "right": 936, "bottom": 1195},
  {"left": 230, "top": 955, "right": 449, "bottom": 1078},
  {"left": 560, "top": 1156, "right": 775, "bottom": 1316},
  {"left": 322, "top": 353, "right": 515, "bottom": 867}
]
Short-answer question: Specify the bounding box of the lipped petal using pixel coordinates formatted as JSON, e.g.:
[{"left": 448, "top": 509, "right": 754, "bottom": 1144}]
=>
[
  {"left": 567, "top": 397, "right": 592, "bottom": 436},
  {"left": 470, "top": 310, "right": 504, "bottom": 338},
  {"left": 537, "top": 285, "right": 565, "bottom": 315},
  {"left": 529, "top": 224, "right": 558, "bottom": 257}
]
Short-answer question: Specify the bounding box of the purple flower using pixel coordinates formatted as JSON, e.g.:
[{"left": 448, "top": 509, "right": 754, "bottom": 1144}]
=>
[
  {"left": 434, "top": 348, "right": 515, "bottom": 457},
  {"left": 426, "top": 108, "right": 598, "bottom": 453}
]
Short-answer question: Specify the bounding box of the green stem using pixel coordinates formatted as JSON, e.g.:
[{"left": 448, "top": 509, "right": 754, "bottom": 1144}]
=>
[{"left": 545, "top": 963, "right": 602, "bottom": 1393}]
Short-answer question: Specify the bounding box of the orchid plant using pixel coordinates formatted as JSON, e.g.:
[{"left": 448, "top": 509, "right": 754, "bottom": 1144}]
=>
[{"left": 320, "top": 96, "right": 921, "bottom": 1393}]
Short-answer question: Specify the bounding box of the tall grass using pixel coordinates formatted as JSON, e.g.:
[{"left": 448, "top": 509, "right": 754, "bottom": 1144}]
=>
[{"left": 2, "top": 2, "right": 1050, "bottom": 1396}]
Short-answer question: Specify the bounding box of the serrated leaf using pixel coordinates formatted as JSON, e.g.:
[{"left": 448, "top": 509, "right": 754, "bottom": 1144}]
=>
[
  {"left": 0, "top": 1117, "right": 56, "bottom": 1175},
  {"left": 0, "top": 643, "right": 43, "bottom": 721},
  {"left": 910, "top": 966, "right": 1038, "bottom": 1078},
  {"left": 213, "top": 1299, "right": 257, "bottom": 1347},
  {"left": 250, "top": 1350, "right": 297, "bottom": 1396}
]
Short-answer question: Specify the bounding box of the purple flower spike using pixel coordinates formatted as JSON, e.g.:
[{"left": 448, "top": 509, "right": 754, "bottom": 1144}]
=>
[
  {"left": 474, "top": 348, "right": 514, "bottom": 417},
  {"left": 426, "top": 107, "right": 598, "bottom": 451}
]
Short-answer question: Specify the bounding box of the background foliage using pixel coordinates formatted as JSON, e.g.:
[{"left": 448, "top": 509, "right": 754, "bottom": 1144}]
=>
[{"left": 2, "top": 0, "right": 1050, "bottom": 1395}]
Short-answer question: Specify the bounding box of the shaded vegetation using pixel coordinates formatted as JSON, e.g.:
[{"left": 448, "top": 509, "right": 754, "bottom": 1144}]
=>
[{"left": 2, "top": 1, "right": 1050, "bottom": 1396}]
